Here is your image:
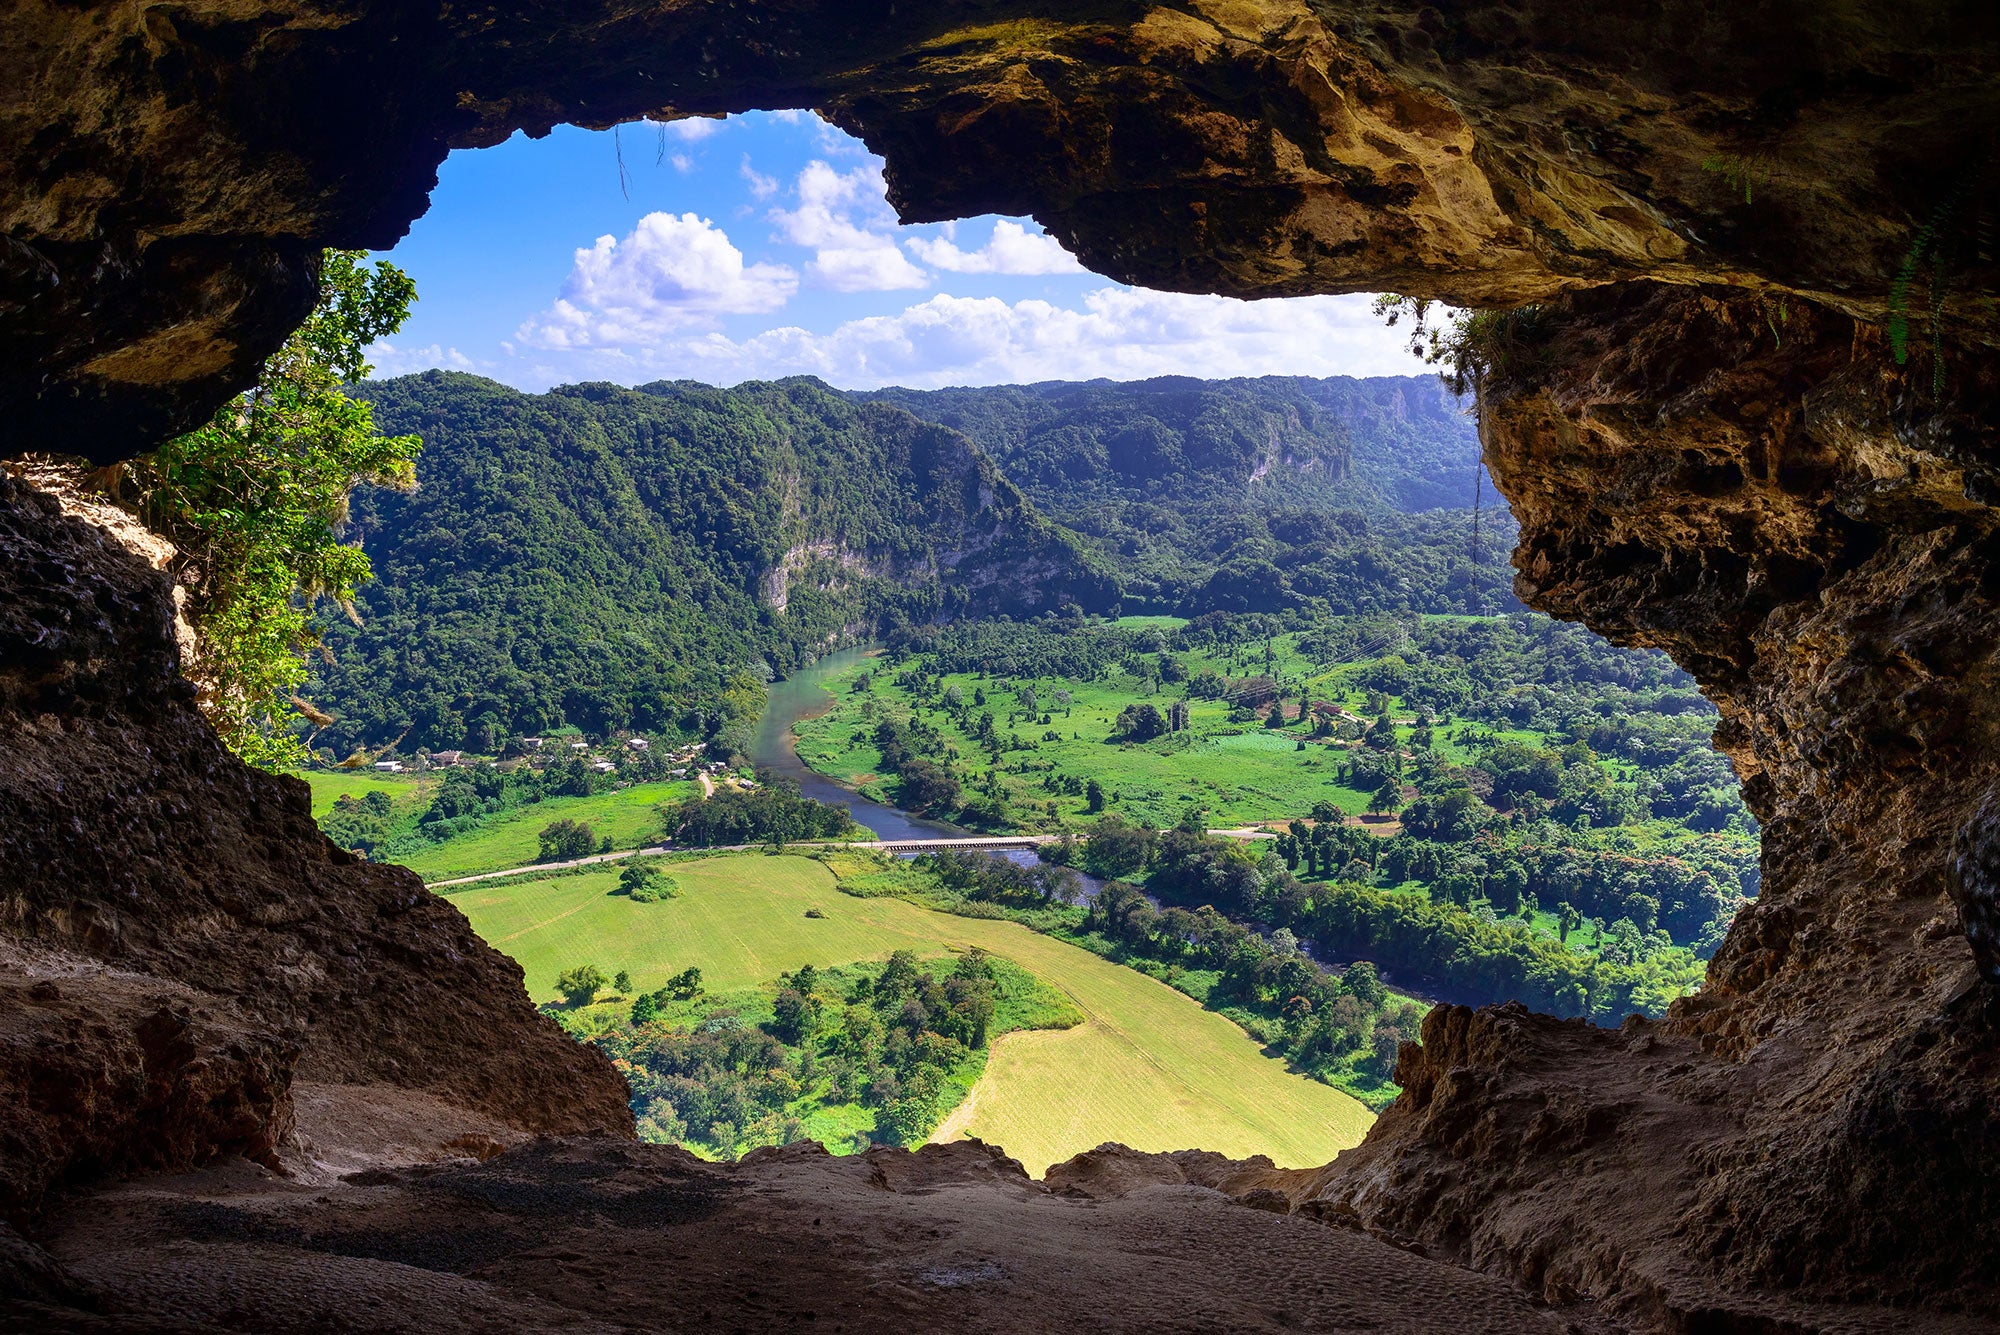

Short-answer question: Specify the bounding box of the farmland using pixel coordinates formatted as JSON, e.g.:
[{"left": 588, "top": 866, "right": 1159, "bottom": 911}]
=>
[{"left": 445, "top": 852, "right": 1371, "bottom": 1174}]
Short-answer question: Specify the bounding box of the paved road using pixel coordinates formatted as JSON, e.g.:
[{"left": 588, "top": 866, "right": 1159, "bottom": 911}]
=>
[{"left": 425, "top": 833, "right": 1056, "bottom": 889}]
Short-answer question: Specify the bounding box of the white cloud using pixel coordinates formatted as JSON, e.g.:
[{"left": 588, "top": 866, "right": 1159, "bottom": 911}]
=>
[
  {"left": 516, "top": 212, "right": 797, "bottom": 349},
  {"left": 906, "top": 220, "right": 1083, "bottom": 276},
  {"left": 661, "top": 117, "right": 722, "bottom": 141},
  {"left": 768, "top": 160, "right": 929, "bottom": 292},
  {"left": 519, "top": 287, "right": 1432, "bottom": 389},
  {"left": 364, "top": 341, "right": 476, "bottom": 376},
  {"left": 740, "top": 157, "right": 780, "bottom": 200},
  {"left": 670, "top": 153, "right": 694, "bottom": 173}
]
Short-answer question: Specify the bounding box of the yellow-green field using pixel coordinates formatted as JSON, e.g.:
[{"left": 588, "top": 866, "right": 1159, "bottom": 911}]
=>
[{"left": 447, "top": 853, "right": 1372, "bottom": 1175}]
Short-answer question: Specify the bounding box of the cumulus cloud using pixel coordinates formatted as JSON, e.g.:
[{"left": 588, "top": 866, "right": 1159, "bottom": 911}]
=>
[
  {"left": 524, "top": 287, "right": 1431, "bottom": 389},
  {"left": 905, "top": 220, "right": 1084, "bottom": 276},
  {"left": 769, "top": 160, "right": 930, "bottom": 292},
  {"left": 364, "top": 341, "right": 477, "bottom": 376},
  {"left": 516, "top": 212, "right": 797, "bottom": 349}
]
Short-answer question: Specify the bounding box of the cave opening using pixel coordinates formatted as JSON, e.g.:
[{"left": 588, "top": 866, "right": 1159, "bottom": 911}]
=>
[{"left": 5, "top": 6, "right": 1998, "bottom": 1331}]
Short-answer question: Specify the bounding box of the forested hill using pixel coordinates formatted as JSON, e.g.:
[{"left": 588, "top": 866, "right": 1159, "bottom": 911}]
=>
[
  {"left": 313, "top": 373, "right": 1115, "bottom": 754},
  {"left": 858, "top": 375, "right": 1480, "bottom": 512},
  {"left": 859, "top": 376, "right": 1514, "bottom": 615}
]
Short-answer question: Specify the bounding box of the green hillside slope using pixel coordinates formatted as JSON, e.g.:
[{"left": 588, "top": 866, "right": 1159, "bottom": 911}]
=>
[{"left": 314, "top": 373, "right": 1117, "bottom": 754}]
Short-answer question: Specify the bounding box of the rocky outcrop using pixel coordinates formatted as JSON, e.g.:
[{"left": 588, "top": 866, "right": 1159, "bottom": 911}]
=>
[
  {"left": 0, "top": 472, "right": 632, "bottom": 1223},
  {"left": 1310, "top": 284, "right": 2000, "bottom": 1321},
  {"left": 5, "top": 1138, "right": 1609, "bottom": 1335}
]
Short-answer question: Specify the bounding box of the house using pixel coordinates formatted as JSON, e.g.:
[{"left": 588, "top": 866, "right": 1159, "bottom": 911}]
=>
[
  {"left": 431, "top": 750, "right": 464, "bottom": 766},
  {"left": 521, "top": 738, "right": 544, "bottom": 751},
  {"left": 570, "top": 741, "right": 589, "bottom": 751},
  {"left": 590, "top": 761, "right": 616, "bottom": 773},
  {"left": 626, "top": 737, "right": 649, "bottom": 750},
  {"left": 373, "top": 761, "right": 403, "bottom": 772}
]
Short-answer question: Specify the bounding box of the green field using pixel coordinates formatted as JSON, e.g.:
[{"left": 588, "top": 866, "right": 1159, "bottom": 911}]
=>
[
  {"left": 446, "top": 853, "right": 1372, "bottom": 1174},
  {"left": 792, "top": 636, "right": 1414, "bottom": 832},
  {"left": 300, "top": 769, "right": 432, "bottom": 817},
  {"left": 396, "top": 780, "right": 696, "bottom": 882}
]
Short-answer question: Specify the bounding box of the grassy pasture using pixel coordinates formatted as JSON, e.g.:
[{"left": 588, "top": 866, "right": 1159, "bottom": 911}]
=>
[
  {"left": 393, "top": 780, "right": 696, "bottom": 882},
  {"left": 447, "top": 852, "right": 1371, "bottom": 1175},
  {"left": 792, "top": 634, "right": 1432, "bottom": 831},
  {"left": 299, "top": 769, "right": 432, "bottom": 817}
]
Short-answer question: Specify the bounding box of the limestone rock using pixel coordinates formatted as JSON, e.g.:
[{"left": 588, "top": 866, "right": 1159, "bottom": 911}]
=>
[{"left": 0, "top": 472, "right": 632, "bottom": 1225}]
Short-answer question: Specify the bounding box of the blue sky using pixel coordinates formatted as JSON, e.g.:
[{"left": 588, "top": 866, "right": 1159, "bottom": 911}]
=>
[{"left": 367, "top": 111, "right": 1431, "bottom": 391}]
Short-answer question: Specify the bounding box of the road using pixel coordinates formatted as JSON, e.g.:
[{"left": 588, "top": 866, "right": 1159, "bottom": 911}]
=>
[{"left": 424, "top": 833, "right": 1058, "bottom": 889}]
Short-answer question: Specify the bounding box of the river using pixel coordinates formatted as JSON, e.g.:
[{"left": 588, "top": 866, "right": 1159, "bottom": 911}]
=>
[
  {"left": 752, "top": 651, "right": 1454, "bottom": 999},
  {"left": 751, "top": 645, "right": 969, "bottom": 842}
]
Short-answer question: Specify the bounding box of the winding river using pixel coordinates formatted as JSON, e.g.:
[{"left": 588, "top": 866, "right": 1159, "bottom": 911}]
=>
[{"left": 750, "top": 645, "right": 968, "bottom": 842}]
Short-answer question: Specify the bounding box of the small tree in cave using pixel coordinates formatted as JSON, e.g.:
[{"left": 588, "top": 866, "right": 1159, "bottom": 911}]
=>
[{"left": 131, "top": 250, "right": 420, "bottom": 770}]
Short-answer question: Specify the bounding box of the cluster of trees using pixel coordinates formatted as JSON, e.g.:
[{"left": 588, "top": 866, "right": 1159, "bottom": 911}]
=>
[
  {"left": 1131, "top": 829, "right": 1707, "bottom": 1020},
  {"left": 1079, "top": 877, "right": 1424, "bottom": 1084},
  {"left": 318, "top": 754, "right": 621, "bottom": 861},
  {"left": 599, "top": 951, "right": 1047, "bottom": 1157},
  {"left": 871, "top": 714, "right": 961, "bottom": 815},
  {"left": 662, "top": 775, "right": 859, "bottom": 846}
]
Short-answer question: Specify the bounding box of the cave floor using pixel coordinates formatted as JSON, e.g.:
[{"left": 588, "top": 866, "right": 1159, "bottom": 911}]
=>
[{"left": 18, "top": 1137, "right": 1608, "bottom": 1335}]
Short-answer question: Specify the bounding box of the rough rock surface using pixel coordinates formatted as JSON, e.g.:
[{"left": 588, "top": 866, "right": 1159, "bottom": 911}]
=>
[
  {"left": 1313, "top": 284, "right": 2000, "bottom": 1321},
  {"left": 0, "top": 471, "right": 632, "bottom": 1224},
  {"left": 6, "top": 1, "right": 1995, "bottom": 459}
]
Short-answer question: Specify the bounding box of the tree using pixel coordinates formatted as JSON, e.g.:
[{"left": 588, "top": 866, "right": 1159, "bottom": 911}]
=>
[
  {"left": 770, "top": 987, "right": 815, "bottom": 1044},
  {"left": 1345, "top": 961, "right": 1387, "bottom": 1010},
  {"left": 896, "top": 757, "right": 960, "bottom": 814},
  {"left": 630, "top": 992, "right": 659, "bottom": 1025},
  {"left": 132, "top": 250, "right": 420, "bottom": 770},
  {"left": 1369, "top": 776, "right": 1403, "bottom": 814},
  {"left": 1113, "top": 702, "right": 1167, "bottom": 741},
  {"left": 1556, "top": 902, "right": 1582, "bottom": 943},
  {"left": 612, "top": 970, "right": 632, "bottom": 994},
  {"left": 1084, "top": 814, "right": 1155, "bottom": 878},
  {"left": 1085, "top": 778, "right": 1106, "bottom": 813},
  {"left": 666, "top": 966, "right": 705, "bottom": 1000},
  {"left": 539, "top": 818, "right": 597, "bottom": 861},
  {"left": 556, "top": 964, "right": 607, "bottom": 1008}
]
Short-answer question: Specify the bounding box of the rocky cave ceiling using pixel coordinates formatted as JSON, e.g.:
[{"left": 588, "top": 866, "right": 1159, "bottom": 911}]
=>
[
  {"left": 6, "top": 2, "right": 2000, "bottom": 1328},
  {"left": 6, "top": 0, "right": 1997, "bottom": 461}
]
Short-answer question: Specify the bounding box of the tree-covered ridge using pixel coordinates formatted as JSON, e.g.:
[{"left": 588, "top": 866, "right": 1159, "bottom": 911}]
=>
[
  {"left": 860, "top": 375, "right": 1478, "bottom": 512},
  {"left": 858, "top": 375, "right": 1514, "bottom": 614},
  {"left": 313, "top": 373, "right": 1117, "bottom": 755}
]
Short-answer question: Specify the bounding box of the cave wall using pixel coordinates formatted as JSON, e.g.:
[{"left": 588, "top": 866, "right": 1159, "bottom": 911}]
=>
[
  {"left": 5, "top": 0, "right": 2000, "bottom": 1323},
  {"left": 1313, "top": 284, "right": 2000, "bottom": 1321},
  {"left": 0, "top": 472, "right": 632, "bottom": 1223}
]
